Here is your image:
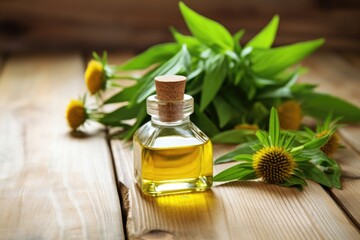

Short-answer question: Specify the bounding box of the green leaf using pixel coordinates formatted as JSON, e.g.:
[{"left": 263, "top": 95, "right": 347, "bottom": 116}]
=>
[
  {"left": 300, "top": 162, "right": 332, "bottom": 187},
  {"left": 300, "top": 92, "right": 360, "bottom": 123},
  {"left": 212, "top": 129, "right": 257, "bottom": 144},
  {"left": 294, "top": 156, "right": 311, "bottom": 162},
  {"left": 214, "top": 166, "right": 256, "bottom": 182},
  {"left": 118, "top": 43, "right": 180, "bottom": 70},
  {"left": 103, "top": 122, "right": 131, "bottom": 128},
  {"left": 301, "top": 149, "right": 342, "bottom": 189},
  {"left": 214, "top": 141, "right": 256, "bottom": 164},
  {"left": 284, "top": 134, "right": 296, "bottom": 150},
  {"left": 192, "top": 104, "right": 220, "bottom": 137},
  {"left": 249, "top": 102, "right": 269, "bottom": 124},
  {"left": 278, "top": 132, "right": 288, "bottom": 147},
  {"left": 258, "top": 71, "right": 299, "bottom": 99},
  {"left": 280, "top": 175, "right": 307, "bottom": 190},
  {"left": 242, "top": 74, "right": 257, "bottom": 100},
  {"left": 233, "top": 154, "right": 254, "bottom": 162},
  {"left": 170, "top": 27, "right": 202, "bottom": 51},
  {"left": 122, "top": 108, "right": 147, "bottom": 140},
  {"left": 302, "top": 132, "right": 331, "bottom": 150},
  {"left": 200, "top": 55, "right": 227, "bottom": 111},
  {"left": 250, "top": 39, "right": 324, "bottom": 77},
  {"left": 291, "top": 83, "right": 317, "bottom": 95},
  {"left": 213, "top": 96, "right": 233, "bottom": 128},
  {"left": 269, "top": 107, "right": 280, "bottom": 146},
  {"left": 246, "top": 15, "right": 279, "bottom": 49},
  {"left": 179, "top": 2, "right": 234, "bottom": 50},
  {"left": 233, "top": 29, "right": 245, "bottom": 53},
  {"left": 104, "top": 84, "right": 138, "bottom": 104},
  {"left": 256, "top": 130, "right": 270, "bottom": 147},
  {"left": 132, "top": 45, "right": 190, "bottom": 104},
  {"left": 99, "top": 103, "right": 145, "bottom": 123}
]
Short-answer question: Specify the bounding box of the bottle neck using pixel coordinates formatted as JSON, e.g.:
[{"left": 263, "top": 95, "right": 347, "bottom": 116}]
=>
[
  {"left": 151, "top": 116, "right": 190, "bottom": 126},
  {"left": 146, "top": 94, "right": 194, "bottom": 126}
]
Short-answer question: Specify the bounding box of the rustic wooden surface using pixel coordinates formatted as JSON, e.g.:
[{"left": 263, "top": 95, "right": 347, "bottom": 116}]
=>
[
  {"left": 1, "top": 52, "right": 360, "bottom": 239},
  {"left": 0, "top": 54, "right": 124, "bottom": 239},
  {"left": 112, "top": 141, "right": 360, "bottom": 239},
  {"left": 330, "top": 179, "right": 360, "bottom": 228}
]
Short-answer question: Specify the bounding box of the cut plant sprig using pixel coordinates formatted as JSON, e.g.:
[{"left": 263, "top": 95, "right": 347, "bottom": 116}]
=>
[
  {"left": 67, "top": 2, "right": 360, "bottom": 139},
  {"left": 301, "top": 113, "right": 343, "bottom": 157},
  {"left": 214, "top": 107, "right": 341, "bottom": 190}
]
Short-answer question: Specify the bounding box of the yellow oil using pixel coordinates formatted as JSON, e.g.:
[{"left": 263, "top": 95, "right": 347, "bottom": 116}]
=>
[{"left": 134, "top": 136, "right": 213, "bottom": 196}]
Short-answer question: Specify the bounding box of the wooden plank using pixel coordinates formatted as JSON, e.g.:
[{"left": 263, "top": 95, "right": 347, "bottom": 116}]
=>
[
  {"left": 301, "top": 52, "right": 360, "bottom": 107},
  {"left": 0, "top": 54, "right": 124, "bottom": 239},
  {"left": 330, "top": 179, "right": 360, "bottom": 229},
  {"left": 333, "top": 140, "right": 360, "bottom": 178},
  {"left": 340, "top": 125, "right": 360, "bottom": 154},
  {"left": 111, "top": 141, "right": 360, "bottom": 239}
]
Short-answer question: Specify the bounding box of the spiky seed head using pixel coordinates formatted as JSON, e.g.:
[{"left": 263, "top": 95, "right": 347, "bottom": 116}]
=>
[
  {"left": 316, "top": 130, "right": 340, "bottom": 156},
  {"left": 277, "top": 100, "right": 302, "bottom": 130},
  {"left": 253, "top": 147, "right": 295, "bottom": 184}
]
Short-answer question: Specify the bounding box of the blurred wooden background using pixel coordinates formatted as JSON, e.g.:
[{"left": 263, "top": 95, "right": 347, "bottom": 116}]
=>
[{"left": 0, "top": 0, "right": 359, "bottom": 53}]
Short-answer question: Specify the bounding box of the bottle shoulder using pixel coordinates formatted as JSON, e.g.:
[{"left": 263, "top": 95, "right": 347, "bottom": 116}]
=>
[{"left": 133, "top": 121, "right": 210, "bottom": 148}]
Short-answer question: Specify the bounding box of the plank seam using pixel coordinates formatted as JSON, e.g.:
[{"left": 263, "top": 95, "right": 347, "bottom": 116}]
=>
[
  {"left": 106, "top": 128, "right": 129, "bottom": 240},
  {"left": 323, "top": 185, "right": 360, "bottom": 231},
  {"left": 339, "top": 131, "right": 360, "bottom": 159}
]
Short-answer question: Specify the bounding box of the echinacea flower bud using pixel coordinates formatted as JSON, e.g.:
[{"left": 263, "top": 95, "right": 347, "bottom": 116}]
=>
[
  {"left": 66, "top": 99, "right": 87, "bottom": 130},
  {"left": 84, "top": 60, "right": 105, "bottom": 95}
]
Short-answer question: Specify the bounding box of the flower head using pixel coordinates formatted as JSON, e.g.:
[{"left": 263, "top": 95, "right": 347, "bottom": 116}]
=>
[
  {"left": 214, "top": 107, "right": 342, "bottom": 190},
  {"left": 85, "top": 60, "right": 105, "bottom": 95},
  {"left": 253, "top": 146, "right": 295, "bottom": 184},
  {"left": 277, "top": 100, "right": 302, "bottom": 130},
  {"left": 66, "top": 99, "right": 87, "bottom": 130},
  {"left": 301, "top": 113, "right": 342, "bottom": 157},
  {"left": 316, "top": 130, "right": 340, "bottom": 157}
]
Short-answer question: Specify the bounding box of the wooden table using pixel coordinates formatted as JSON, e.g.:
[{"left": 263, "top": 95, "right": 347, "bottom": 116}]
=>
[{"left": 1, "top": 52, "right": 359, "bottom": 239}]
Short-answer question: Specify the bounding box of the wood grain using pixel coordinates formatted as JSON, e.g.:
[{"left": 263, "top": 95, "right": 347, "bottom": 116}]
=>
[
  {"left": 0, "top": 54, "right": 124, "bottom": 239},
  {"left": 111, "top": 141, "right": 360, "bottom": 239},
  {"left": 333, "top": 140, "right": 360, "bottom": 178},
  {"left": 340, "top": 125, "right": 360, "bottom": 154},
  {"left": 301, "top": 52, "right": 360, "bottom": 107},
  {"left": 330, "top": 179, "right": 360, "bottom": 229}
]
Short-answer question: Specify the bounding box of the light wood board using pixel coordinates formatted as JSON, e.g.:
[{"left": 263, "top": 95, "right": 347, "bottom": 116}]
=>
[
  {"left": 330, "top": 179, "right": 360, "bottom": 229},
  {"left": 112, "top": 140, "right": 360, "bottom": 239},
  {"left": 0, "top": 54, "right": 124, "bottom": 239}
]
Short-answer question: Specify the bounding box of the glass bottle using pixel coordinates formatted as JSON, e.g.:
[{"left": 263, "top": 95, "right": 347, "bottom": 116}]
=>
[{"left": 133, "top": 75, "right": 213, "bottom": 196}]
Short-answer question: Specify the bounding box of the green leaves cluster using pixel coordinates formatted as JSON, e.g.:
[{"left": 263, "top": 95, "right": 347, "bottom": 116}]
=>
[
  {"left": 214, "top": 108, "right": 341, "bottom": 190},
  {"left": 76, "top": 2, "right": 360, "bottom": 141}
]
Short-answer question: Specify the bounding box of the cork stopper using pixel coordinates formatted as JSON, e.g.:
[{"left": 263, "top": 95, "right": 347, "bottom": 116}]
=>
[{"left": 154, "top": 75, "right": 187, "bottom": 122}]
